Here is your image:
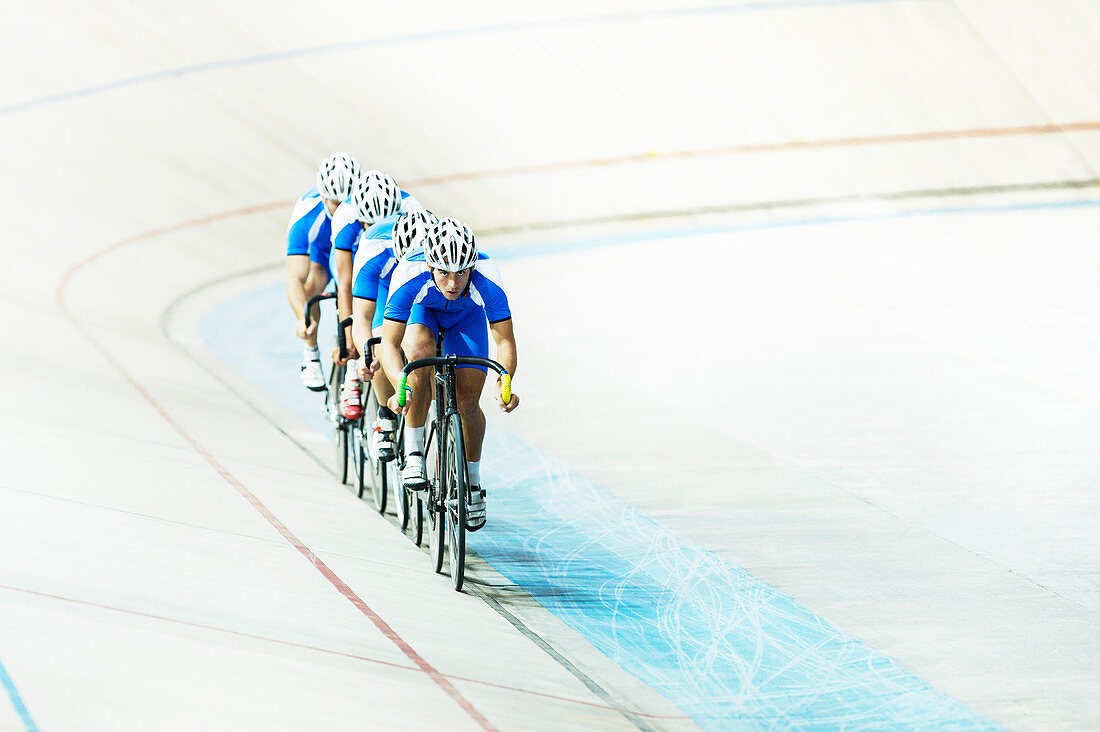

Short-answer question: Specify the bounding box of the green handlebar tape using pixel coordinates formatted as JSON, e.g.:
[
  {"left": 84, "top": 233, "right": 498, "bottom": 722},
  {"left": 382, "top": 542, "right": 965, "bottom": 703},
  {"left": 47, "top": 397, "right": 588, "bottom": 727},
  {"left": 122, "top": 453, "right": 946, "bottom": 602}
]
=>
[{"left": 398, "top": 374, "right": 408, "bottom": 407}]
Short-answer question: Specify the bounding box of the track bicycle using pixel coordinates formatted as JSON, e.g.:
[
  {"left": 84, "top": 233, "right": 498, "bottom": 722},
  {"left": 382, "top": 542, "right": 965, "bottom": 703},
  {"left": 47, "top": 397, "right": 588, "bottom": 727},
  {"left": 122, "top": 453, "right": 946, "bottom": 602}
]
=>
[
  {"left": 347, "top": 336, "right": 395, "bottom": 512},
  {"left": 304, "top": 292, "right": 354, "bottom": 485},
  {"left": 397, "top": 333, "right": 511, "bottom": 591}
]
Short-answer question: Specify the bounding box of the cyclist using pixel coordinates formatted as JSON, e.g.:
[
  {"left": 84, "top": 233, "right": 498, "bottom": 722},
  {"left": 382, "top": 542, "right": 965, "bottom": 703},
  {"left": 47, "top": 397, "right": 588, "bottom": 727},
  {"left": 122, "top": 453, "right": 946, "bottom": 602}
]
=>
[
  {"left": 327, "top": 172, "right": 422, "bottom": 411},
  {"left": 379, "top": 218, "right": 519, "bottom": 531},
  {"left": 285, "top": 152, "right": 360, "bottom": 391},
  {"left": 348, "top": 210, "right": 438, "bottom": 460}
]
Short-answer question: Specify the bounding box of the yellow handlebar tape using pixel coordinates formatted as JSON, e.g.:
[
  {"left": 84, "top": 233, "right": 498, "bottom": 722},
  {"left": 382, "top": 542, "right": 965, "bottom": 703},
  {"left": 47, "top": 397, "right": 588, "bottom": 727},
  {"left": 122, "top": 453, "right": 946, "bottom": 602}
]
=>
[{"left": 500, "top": 373, "right": 512, "bottom": 405}]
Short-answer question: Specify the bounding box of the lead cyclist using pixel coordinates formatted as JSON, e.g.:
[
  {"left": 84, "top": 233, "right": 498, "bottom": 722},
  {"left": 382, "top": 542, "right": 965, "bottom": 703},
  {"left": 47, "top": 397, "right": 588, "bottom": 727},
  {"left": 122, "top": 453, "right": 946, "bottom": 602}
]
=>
[{"left": 378, "top": 218, "right": 519, "bottom": 531}]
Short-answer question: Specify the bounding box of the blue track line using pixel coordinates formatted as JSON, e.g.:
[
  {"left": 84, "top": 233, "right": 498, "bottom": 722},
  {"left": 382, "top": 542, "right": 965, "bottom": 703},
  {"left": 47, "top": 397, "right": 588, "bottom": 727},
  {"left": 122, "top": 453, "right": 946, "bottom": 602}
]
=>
[
  {"left": 0, "top": 655, "right": 39, "bottom": 732},
  {"left": 2, "top": 0, "right": 924, "bottom": 117}
]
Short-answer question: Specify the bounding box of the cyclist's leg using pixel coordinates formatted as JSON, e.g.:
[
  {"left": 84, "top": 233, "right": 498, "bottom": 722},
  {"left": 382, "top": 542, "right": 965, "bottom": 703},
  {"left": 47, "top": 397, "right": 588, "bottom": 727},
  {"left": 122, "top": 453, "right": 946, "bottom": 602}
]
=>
[
  {"left": 299, "top": 236, "right": 333, "bottom": 390},
  {"left": 455, "top": 367, "right": 487, "bottom": 459},
  {"left": 442, "top": 310, "right": 490, "bottom": 461},
  {"left": 442, "top": 311, "right": 490, "bottom": 530},
  {"left": 307, "top": 238, "right": 332, "bottom": 296},
  {"left": 370, "top": 283, "right": 397, "bottom": 407},
  {"left": 398, "top": 309, "right": 438, "bottom": 488},
  {"left": 303, "top": 263, "right": 329, "bottom": 348},
  {"left": 401, "top": 325, "right": 436, "bottom": 430},
  {"left": 366, "top": 291, "right": 398, "bottom": 458}
]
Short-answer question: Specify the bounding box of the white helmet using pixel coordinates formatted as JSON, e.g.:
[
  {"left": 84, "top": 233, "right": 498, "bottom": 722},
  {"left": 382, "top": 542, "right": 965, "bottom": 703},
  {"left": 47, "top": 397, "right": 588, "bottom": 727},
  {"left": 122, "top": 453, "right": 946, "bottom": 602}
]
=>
[
  {"left": 353, "top": 170, "right": 401, "bottom": 224},
  {"left": 392, "top": 210, "right": 437, "bottom": 261},
  {"left": 426, "top": 217, "right": 478, "bottom": 272},
  {"left": 315, "top": 152, "right": 361, "bottom": 201}
]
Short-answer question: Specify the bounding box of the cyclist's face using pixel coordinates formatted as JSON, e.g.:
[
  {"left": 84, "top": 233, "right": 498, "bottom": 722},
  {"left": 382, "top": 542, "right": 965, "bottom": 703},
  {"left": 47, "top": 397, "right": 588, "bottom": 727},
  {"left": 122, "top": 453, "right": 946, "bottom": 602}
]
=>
[{"left": 432, "top": 267, "right": 471, "bottom": 300}]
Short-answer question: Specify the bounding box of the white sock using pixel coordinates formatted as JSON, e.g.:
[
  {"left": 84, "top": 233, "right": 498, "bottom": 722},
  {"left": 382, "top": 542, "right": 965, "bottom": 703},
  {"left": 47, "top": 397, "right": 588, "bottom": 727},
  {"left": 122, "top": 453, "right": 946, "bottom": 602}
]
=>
[
  {"left": 468, "top": 460, "right": 481, "bottom": 487},
  {"left": 344, "top": 359, "right": 358, "bottom": 382},
  {"left": 405, "top": 426, "right": 425, "bottom": 454},
  {"left": 303, "top": 346, "right": 320, "bottom": 360}
]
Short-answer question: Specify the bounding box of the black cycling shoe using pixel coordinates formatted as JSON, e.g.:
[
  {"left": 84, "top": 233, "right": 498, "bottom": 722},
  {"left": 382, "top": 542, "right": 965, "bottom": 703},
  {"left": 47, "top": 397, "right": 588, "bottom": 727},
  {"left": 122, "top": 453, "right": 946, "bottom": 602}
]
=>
[
  {"left": 375, "top": 430, "right": 396, "bottom": 462},
  {"left": 373, "top": 411, "right": 398, "bottom": 462}
]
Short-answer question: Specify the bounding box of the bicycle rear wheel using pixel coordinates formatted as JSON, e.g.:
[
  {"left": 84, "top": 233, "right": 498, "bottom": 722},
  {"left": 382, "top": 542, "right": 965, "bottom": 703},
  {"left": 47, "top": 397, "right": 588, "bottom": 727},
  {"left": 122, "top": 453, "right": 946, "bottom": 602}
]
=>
[
  {"left": 445, "top": 413, "right": 468, "bottom": 591},
  {"left": 394, "top": 464, "right": 424, "bottom": 546},
  {"left": 364, "top": 386, "right": 386, "bottom": 513},
  {"left": 328, "top": 363, "right": 349, "bottom": 484}
]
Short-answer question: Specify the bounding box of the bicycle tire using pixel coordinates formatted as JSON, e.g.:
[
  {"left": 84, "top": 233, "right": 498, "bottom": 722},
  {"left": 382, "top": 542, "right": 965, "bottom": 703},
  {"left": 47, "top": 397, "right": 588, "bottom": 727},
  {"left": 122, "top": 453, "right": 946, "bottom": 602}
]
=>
[
  {"left": 426, "top": 418, "right": 445, "bottom": 573},
  {"left": 412, "top": 491, "right": 424, "bottom": 547},
  {"left": 390, "top": 416, "right": 409, "bottom": 530},
  {"left": 352, "top": 384, "right": 369, "bottom": 499},
  {"left": 393, "top": 458, "right": 408, "bottom": 530},
  {"left": 336, "top": 425, "right": 349, "bottom": 485},
  {"left": 364, "top": 386, "right": 386, "bottom": 514},
  {"left": 329, "top": 363, "right": 350, "bottom": 485},
  {"left": 445, "top": 413, "right": 468, "bottom": 591},
  {"left": 355, "top": 420, "right": 367, "bottom": 498}
]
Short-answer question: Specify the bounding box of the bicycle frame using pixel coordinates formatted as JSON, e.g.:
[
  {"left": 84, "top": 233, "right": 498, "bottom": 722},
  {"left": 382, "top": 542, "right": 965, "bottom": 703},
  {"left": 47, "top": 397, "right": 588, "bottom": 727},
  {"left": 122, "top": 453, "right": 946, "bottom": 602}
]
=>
[{"left": 397, "top": 336, "right": 511, "bottom": 590}]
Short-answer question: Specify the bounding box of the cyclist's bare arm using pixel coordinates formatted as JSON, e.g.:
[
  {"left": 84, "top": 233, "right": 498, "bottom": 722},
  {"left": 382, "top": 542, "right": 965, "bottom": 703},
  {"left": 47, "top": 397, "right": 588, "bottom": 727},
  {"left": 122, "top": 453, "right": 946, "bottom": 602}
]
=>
[
  {"left": 333, "top": 248, "right": 357, "bottom": 361},
  {"left": 352, "top": 296, "right": 378, "bottom": 378},
  {"left": 286, "top": 255, "right": 310, "bottom": 322},
  {"left": 380, "top": 318, "right": 408, "bottom": 406},
  {"left": 489, "top": 318, "right": 519, "bottom": 412}
]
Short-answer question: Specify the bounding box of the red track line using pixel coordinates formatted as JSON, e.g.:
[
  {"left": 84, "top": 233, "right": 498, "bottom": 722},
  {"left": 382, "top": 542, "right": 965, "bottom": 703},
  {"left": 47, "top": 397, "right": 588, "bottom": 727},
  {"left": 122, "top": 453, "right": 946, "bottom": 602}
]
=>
[
  {"left": 0, "top": 583, "right": 688, "bottom": 720},
  {"left": 404, "top": 120, "right": 1100, "bottom": 187},
  {"left": 56, "top": 219, "right": 498, "bottom": 731}
]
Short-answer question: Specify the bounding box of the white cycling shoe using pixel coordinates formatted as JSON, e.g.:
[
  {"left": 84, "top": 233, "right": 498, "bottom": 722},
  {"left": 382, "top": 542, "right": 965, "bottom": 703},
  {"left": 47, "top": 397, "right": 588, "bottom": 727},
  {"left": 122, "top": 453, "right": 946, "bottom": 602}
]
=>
[
  {"left": 401, "top": 452, "right": 428, "bottom": 492},
  {"left": 300, "top": 355, "right": 325, "bottom": 392},
  {"left": 466, "top": 487, "right": 486, "bottom": 531}
]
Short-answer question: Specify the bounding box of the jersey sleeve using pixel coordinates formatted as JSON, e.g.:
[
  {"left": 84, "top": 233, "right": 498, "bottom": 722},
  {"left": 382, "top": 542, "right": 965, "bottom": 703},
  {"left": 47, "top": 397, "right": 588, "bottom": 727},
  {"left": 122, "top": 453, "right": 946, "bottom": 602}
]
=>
[
  {"left": 384, "top": 260, "right": 428, "bottom": 322},
  {"left": 398, "top": 190, "right": 426, "bottom": 213},
  {"left": 352, "top": 243, "right": 392, "bottom": 300},
  {"left": 471, "top": 258, "right": 511, "bottom": 323},
  {"left": 331, "top": 202, "right": 362, "bottom": 251},
  {"left": 286, "top": 194, "right": 322, "bottom": 256}
]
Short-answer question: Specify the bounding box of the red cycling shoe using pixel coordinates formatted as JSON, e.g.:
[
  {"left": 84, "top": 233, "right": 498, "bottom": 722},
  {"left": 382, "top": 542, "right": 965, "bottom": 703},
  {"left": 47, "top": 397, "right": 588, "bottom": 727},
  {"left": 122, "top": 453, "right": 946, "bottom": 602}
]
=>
[{"left": 340, "top": 381, "right": 363, "bottom": 420}]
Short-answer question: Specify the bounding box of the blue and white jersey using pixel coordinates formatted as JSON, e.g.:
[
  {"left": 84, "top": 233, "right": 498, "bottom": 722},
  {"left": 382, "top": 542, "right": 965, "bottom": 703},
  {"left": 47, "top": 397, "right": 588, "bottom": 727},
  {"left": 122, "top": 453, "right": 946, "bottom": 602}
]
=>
[
  {"left": 384, "top": 252, "right": 511, "bottom": 324},
  {"left": 285, "top": 186, "right": 332, "bottom": 257},
  {"left": 330, "top": 189, "right": 425, "bottom": 256},
  {"left": 350, "top": 221, "right": 401, "bottom": 300}
]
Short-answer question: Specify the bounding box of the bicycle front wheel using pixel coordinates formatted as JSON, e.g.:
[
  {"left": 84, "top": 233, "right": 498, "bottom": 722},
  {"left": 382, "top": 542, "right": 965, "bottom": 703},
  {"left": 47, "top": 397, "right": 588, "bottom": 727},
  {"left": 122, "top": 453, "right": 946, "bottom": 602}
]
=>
[
  {"left": 412, "top": 493, "right": 424, "bottom": 547},
  {"left": 354, "top": 419, "right": 367, "bottom": 498},
  {"left": 393, "top": 458, "right": 409, "bottom": 530},
  {"left": 426, "top": 418, "right": 445, "bottom": 573},
  {"left": 445, "top": 413, "right": 468, "bottom": 591}
]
